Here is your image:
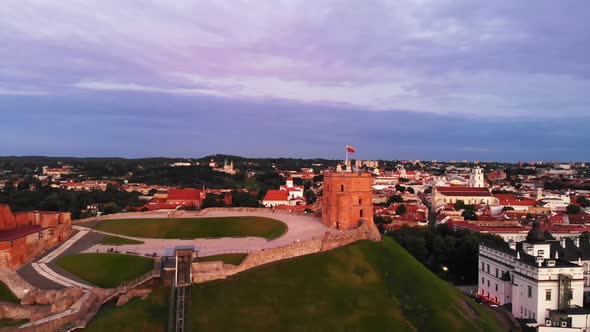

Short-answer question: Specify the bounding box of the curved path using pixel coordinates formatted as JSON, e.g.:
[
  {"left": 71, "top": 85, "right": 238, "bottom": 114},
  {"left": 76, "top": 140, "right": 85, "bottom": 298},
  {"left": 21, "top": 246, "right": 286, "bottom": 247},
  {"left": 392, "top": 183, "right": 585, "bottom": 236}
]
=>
[{"left": 80, "top": 210, "right": 330, "bottom": 256}]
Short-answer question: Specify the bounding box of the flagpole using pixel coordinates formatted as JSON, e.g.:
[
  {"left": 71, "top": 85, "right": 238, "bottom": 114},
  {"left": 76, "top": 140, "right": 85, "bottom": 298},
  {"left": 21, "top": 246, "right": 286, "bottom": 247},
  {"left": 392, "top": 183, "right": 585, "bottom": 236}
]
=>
[{"left": 345, "top": 146, "right": 348, "bottom": 171}]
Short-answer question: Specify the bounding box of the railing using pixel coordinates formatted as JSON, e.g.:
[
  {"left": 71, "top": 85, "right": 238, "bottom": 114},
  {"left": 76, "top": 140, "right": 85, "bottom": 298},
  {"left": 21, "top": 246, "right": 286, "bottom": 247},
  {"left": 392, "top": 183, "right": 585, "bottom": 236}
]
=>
[
  {"left": 167, "top": 279, "right": 177, "bottom": 332},
  {"left": 199, "top": 248, "right": 252, "bottom": 257}
]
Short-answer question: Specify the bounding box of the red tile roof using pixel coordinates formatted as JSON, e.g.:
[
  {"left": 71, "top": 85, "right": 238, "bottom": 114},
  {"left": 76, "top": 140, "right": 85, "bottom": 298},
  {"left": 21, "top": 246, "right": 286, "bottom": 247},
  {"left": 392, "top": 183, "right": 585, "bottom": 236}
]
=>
[
  {"left": 492, "top": 194, "right": 538, "bottom": 206},
  {"left": 167, "top": 188, "right": 203, "bottom": 200},
  {"left": 263, "top": 190, "right": 289, "bottom": 201},
  {"left": 436, "top": 186, "right": 492, "bottom": 197}
]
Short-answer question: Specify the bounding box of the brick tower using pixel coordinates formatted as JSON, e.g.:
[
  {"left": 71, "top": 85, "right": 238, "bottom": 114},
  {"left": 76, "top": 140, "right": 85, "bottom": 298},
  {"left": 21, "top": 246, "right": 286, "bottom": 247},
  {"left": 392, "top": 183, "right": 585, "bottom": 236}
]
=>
[{"left": 321, "top": 172, "right": 373, "bottom": 230}]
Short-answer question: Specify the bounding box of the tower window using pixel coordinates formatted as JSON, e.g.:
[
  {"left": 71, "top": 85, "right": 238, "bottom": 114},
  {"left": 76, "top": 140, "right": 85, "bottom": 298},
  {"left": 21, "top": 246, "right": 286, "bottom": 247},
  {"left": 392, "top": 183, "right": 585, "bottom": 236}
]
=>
[
  {"left": 358, "top": 198, "right": 362, "bottom": 204},
  {"left": 340, "top": 184, "right": 344, "bottom": 192},
  {"left": 360, "top": 209, "right": 363, "bottom": 217}
]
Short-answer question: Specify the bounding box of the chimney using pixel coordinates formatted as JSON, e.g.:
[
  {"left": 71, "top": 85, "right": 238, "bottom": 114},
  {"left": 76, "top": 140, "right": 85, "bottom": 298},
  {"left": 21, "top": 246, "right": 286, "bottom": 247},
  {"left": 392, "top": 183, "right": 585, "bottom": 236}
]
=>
[
  {"left": 555, "top": 251, "right": 559, "bottom": 259},
  {"left": 575, "top": 238, "right": 580, "bottom": 247},
  {"left": 561, "top": 238, "right": 567, "bottom": 248},
  {"left": 536, "top": 256, "right": 544, "bottom": 267},
  {"left": 517, "top": 251, "right": 521, "bottom": 260},
  {"left": 509, "top": 241, "right": 516, "bottom": 250}
]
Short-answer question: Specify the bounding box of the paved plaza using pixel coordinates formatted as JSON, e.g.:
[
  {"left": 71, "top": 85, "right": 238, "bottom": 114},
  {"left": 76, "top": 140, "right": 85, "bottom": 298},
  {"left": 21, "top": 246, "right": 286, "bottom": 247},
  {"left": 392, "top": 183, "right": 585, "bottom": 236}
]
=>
[
  {"left": 81, "top": 210, "right": 331, "bottom": 256},
  {"left": 17, "top": 210, "right": 330, "bottom": 289}
]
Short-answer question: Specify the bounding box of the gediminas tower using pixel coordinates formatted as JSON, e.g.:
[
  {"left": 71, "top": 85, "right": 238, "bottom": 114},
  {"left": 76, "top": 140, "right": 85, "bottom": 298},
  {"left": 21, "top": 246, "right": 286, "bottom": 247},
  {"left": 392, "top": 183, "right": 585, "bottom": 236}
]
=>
[{"left": 321, "top": 167, "right": 373, "bottom": 230}]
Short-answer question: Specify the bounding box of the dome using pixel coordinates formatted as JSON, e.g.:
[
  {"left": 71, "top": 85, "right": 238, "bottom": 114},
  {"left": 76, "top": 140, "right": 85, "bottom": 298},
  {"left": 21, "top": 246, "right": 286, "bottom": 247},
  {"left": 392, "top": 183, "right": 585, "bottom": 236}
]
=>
[{"left": 526, "top": 220, "right": 547, "bottom": 242}]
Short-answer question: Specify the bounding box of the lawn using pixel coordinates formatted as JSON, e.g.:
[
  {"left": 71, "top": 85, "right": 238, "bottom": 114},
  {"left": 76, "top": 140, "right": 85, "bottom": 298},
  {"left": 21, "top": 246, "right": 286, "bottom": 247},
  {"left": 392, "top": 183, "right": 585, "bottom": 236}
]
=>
[
  {"left": 0, "top": 281, "right": 19, "bottom": 303},
  {"left": 57, "top": 253, "right": 154, "bottom": 288},
  {"left": 95, "top": 216, "right": 287, "bottom": 240},
  {"left": 84, "top": 285, "right": 169, "bottom": 332},
  {"left": 198, "top": 253, "right": 248, "bottom": 265},
  {"left": 100, "top": 235, "right": 144, "bottom": 245}
]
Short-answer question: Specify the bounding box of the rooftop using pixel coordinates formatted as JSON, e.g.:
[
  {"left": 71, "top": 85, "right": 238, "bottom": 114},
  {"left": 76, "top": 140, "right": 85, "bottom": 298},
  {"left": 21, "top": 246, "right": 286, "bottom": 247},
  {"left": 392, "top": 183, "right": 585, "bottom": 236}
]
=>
[{"left": 0, "top": 225, "right": 43, "bottom": 241}]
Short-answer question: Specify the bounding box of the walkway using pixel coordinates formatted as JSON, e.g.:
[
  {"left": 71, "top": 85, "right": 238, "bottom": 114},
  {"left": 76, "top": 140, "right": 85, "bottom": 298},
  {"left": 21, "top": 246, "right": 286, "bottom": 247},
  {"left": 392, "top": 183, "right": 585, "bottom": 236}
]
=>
[
  {"left": 17, "top": 230, "right": 98, "bottom": 290},
  {"left": 79, "top": 210, "right": 330, "bottom": 257}
]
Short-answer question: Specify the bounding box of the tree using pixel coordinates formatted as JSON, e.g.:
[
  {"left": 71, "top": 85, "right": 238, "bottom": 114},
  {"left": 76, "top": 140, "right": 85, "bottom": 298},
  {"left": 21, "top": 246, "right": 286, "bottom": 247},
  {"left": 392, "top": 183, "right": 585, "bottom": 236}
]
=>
[
  {"left": 407, "top": 187, "right": 415, "bottom": 194},
  {"left": 395, "top": 204, "right": 407, "bottom": 215},
  {"left": 462, "top": 210, "right": 478, "bottom": 221},
  {"left": 502, "top": 206, "right": 515, "bottom": 212},
  {"left": 395, "top": 184, "right": 407, "bottom": 193},
  {"left": 102, "top": 203, "right": 120, "bottom": 215},
  {"left": 304, "top": 190, "right": 317, "bottom": 205},
  {"left": 454, "top": 200, "right": 467, "bottom": 211},
  {"left": 567, "top": 204, "right": 582, "bottom": 214},
  {"left": 577, "top": 196, "right": 590, "bottom": 208},
  {"left": 387, "top": 195, "right": 403, "bottom": 205}
]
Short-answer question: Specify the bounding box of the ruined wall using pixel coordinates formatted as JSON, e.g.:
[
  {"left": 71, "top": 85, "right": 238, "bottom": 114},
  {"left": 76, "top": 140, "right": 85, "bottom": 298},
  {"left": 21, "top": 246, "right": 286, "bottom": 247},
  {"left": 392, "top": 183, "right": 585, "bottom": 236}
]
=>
[
  {"left": 193, "top": 221, "right": 381, "bottom": 283},
  {"left": 0, "top": 268, "right": 37, "bottom": 299},
  {"left": 0, "top": 205, "right": 16, "bottom": 230}
]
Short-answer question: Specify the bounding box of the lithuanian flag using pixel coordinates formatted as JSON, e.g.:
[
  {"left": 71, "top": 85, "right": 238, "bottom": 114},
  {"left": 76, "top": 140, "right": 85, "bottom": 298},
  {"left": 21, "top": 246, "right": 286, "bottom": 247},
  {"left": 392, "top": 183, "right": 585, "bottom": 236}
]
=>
[{"left": 346, "top": 145, "right": 356, "bottom": 153}]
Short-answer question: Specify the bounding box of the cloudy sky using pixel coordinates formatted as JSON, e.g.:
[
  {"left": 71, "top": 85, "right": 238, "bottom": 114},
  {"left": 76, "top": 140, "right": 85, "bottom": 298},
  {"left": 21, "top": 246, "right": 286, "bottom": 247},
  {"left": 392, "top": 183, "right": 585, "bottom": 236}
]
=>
[{"left": 1, "top": 0, "right": 589, "bottom": 161}]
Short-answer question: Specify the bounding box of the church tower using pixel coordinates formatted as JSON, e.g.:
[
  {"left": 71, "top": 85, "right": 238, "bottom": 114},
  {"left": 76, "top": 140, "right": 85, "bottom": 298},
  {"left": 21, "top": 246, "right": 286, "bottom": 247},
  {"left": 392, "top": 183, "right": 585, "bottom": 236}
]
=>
[
  {"left": 321, "top": 171, "right": 373, "bottom": 230},
  {"left": 469, "top": 166, "right": 485, "bottom": 188}
]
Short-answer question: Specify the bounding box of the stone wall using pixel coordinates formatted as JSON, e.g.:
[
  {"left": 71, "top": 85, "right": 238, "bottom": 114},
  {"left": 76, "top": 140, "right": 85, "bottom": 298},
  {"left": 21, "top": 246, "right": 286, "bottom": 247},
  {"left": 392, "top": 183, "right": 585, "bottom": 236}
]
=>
[
  {"left": 0, "top": 268, "right": 37, "bottom": 299},
  {"left": 193, "top": 221, "right": 380, "bottom": 283}
]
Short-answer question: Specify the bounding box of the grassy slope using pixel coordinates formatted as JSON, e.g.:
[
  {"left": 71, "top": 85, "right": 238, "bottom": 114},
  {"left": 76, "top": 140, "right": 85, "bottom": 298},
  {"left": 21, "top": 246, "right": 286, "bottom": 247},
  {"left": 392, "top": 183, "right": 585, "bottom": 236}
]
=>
[
  {"left": 85, "top": 238, "right": 504, "bottom": 332},
  {"left": 84, "top": 285, "right": 169, "bottom": 332},
  {"left": 100, "top": 235, "right": 144, "bottom": 245},
  {"left": 0, "top": 281, "right": 19, "bottom": 303},
  {"left": 95, "top": 216, "right": 287, "bottom": 240},
  {"left": 0, "top": 318, "right": 28, "bottom": 328},
  {"left": 198, "top": 253, "right": 248, "bottom": 265},
  {"left": 57, "top": 253, "right": 154, "bottom": 288},
  {"left": 190, "top": 237, "right": 504, "bottom": 332}
]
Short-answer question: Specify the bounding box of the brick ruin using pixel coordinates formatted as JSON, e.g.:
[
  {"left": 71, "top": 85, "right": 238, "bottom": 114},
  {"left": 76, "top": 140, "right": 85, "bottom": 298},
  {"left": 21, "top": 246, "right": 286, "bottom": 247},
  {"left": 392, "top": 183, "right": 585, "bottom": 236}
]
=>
[{"left": 0, "top": 204, "right": 72, "bottom": 269}]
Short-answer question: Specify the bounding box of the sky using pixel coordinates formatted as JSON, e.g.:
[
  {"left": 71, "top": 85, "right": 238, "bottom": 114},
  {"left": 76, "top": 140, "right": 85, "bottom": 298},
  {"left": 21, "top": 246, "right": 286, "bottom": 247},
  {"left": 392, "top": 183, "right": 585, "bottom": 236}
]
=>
[{"left": 1, "top": 0, "right": 589, "bottom": 161}]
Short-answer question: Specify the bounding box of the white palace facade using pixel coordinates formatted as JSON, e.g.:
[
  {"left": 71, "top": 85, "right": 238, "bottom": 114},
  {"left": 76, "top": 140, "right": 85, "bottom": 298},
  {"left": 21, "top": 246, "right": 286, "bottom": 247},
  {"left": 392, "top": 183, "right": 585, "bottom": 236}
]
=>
[{"left": 479, "top": 221, "right": 590, "bottom": 331}]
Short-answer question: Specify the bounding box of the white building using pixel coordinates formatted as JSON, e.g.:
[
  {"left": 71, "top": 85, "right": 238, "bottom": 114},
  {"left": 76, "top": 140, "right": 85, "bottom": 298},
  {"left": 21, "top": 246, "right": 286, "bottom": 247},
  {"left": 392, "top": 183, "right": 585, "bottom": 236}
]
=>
[
  {"left": 478, "top": 221, "right": 590, "bottom": 330},
  {"left": 469, "top": 166, "right": 485, "bottom": 188},
  {"left": 279, "top": 177, "right": 304, "bottom": 199}
]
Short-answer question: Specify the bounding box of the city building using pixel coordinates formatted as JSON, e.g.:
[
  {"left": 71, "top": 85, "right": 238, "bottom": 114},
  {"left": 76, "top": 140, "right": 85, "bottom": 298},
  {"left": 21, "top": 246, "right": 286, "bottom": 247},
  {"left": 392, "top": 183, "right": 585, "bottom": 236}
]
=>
[
  {"left": 213, "top": 159, "right": 236, "bottom": 175},
  {"left": 469, "top": 166, "right": 485, "bottom": 188},
  {"left": 0, "top": 205, "right": 72, "bottom": 269},
  {"left": 279, "top": 177, "right": 304, "bottom": 199},
  {"left": 478, "top": 221, "right": 590, "bottom": 330},
  {"left": 261, "top": 190, "right": 293, "bottom": 207},
  {"left": 166, "top": 188, "right": 205, "bottom": 208},
  {"left": 431, "top": 186, "right": 499, "bottom": 211}
]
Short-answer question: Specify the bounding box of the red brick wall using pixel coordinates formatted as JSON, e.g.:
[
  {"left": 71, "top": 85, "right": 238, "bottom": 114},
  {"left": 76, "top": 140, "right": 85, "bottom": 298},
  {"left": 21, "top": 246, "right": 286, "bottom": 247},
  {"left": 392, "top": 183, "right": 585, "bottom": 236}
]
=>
[
  {"left": 321, "top": 172, "right": 374, "bottom": 230},
  {"left": 0, "top": 207, "right": 72, "bottom": 269},
  {"left": 0, "top": 205, "right": 16, "bottom": 230}
]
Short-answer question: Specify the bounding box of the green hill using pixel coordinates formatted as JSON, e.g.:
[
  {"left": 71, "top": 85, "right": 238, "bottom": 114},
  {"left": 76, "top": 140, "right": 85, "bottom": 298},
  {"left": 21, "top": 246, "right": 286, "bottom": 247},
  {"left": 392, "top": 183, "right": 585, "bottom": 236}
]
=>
[
  {"left": 85, "top": 237, "right": 505, "bottom": 331},
  {"left": 190, "top": 237, "right": 504, "bottom": 332}
]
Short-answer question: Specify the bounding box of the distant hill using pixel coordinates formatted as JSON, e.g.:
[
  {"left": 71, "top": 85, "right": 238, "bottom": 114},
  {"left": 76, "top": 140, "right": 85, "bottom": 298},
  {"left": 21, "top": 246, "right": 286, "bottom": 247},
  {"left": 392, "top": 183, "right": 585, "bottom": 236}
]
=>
[{"left": 189, "top": 237, "right": 505, "bottom": 332}]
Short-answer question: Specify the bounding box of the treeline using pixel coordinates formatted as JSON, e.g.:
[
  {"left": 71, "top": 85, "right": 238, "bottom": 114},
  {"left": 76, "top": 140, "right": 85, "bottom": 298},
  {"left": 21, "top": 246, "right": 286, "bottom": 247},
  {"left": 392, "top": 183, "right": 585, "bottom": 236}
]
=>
[
  {"left": 129, "top": 165, "right": 237, "bottom": 188},
  {"left": 0, "top": 184, "right": 143, "bottom": 219},
  {"left": 387, "top": 224, "right": 506, "bottom": 284}
]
